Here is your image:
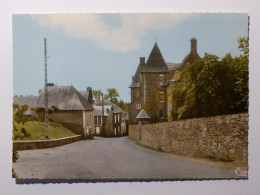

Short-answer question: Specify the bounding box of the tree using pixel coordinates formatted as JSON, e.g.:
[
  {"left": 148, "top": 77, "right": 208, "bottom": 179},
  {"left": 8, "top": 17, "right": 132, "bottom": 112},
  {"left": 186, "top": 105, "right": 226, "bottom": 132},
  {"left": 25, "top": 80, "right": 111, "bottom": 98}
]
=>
[
  {"left": 93, "top": 89, "right": 102, "bottom": 97},
  {"left": 13, "top": 104, "right": 29, "bottom": 125},
  {"left": 117, "top": 99, "right": 129, "bottom": 112},
  {"left": 171, "top": 37, "right": 248, "bottom": 120},
  {"left": 105, "top": 88, "right": 119, "bottom": 104},
  {"left": 13, "top": 104, "right": 31, "bottom": 140},
  {"left": 238, "top": 37, "right": 249, "bottom": 56}
]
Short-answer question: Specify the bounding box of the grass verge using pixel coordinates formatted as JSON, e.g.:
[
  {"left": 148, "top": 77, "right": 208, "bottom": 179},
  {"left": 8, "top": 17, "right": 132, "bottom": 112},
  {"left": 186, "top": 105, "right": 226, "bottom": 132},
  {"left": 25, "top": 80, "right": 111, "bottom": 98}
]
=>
[{"left": 13, "top": 121, "right": 77, "bottom": 141}]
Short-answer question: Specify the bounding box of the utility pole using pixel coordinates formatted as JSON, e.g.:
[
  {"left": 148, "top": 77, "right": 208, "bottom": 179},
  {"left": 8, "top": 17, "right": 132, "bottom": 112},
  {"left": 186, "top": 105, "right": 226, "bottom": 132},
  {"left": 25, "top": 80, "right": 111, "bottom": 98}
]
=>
[
  {"left": 101, "top": 93, "right": 104, "bottom": 136},
  {"left": 44, "top": 38, "right": 49, "bottom": 139}
]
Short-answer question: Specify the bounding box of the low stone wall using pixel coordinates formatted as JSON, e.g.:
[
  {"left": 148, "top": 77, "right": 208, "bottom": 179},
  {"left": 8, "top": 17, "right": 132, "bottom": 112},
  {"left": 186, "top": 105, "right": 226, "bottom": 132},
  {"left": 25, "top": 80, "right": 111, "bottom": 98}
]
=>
[
  {"left": 13, "top": 135, "right": 83, "bottom": 150},
  {"left": 129, "top": 113, "right": 248, "bottom": 163}
]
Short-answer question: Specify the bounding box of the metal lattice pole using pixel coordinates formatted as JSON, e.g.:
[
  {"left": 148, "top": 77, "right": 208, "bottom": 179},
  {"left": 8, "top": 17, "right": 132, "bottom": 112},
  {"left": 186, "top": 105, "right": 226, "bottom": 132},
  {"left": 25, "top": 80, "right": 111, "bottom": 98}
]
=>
[{"left": 44, "top": 38, "right": 49, "bottom": 139}]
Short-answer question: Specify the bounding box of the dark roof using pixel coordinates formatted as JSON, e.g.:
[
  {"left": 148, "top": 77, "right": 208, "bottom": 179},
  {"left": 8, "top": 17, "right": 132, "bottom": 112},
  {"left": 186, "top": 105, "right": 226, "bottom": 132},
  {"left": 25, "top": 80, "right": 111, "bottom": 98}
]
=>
[
  {"left": 93, "top": 105, "right": 112, "bottom": 116},
  {"left": 79, "top": 91, "right": 89, "bottom": 100},
  {"left": 129, "top": 60, "right": 145, "bottom": 88},
  {"left": 36, "top": 86, "right": 94, "bottom": 111},
  {"left": 167, "top": 63, "right": 182, "bottom": 71},
  {"left": 181, "top": 52, "right": 201, "bottom": 66},
  {"left": 181, "top": 38, "right": 201, "bottom": 66},
  {"left": 13, "top": 95, "right": 38, "bottom": 108},
  {"left": 136, "top": 109, "right": 150, "bottom": 119},
  {"left": 141, "top": 42, "right": 168, "bottom": 73}
]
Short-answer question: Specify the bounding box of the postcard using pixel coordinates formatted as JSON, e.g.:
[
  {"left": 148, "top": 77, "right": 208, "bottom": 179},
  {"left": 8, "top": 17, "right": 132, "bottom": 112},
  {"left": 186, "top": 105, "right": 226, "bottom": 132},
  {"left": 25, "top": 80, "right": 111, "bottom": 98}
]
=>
[{"left": 12, "top": 13, "right": 248, "bottom": 181}]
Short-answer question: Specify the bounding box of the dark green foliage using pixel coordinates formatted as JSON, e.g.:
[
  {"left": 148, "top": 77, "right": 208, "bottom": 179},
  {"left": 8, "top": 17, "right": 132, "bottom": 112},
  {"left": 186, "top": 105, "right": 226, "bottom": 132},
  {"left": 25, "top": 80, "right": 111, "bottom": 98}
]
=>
[
  {"left": 171, "top": 37, "right": 248, "bottom": 119},
  {"left": 117, "top": 99, "right": 129, "bottom": 112}
]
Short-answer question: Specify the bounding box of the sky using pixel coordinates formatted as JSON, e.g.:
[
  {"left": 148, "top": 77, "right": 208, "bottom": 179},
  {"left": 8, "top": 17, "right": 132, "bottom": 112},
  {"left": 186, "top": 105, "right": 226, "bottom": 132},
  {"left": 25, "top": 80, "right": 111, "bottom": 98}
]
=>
[{"left": 13, "top": 13, "right": 248, "bottom": 102}]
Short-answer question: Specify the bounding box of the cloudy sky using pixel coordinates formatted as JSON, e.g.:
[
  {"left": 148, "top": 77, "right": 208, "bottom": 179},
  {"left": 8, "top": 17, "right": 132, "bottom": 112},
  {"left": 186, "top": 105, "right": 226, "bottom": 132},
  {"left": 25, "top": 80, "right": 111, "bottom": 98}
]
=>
[{"left": 13, "top": 13, "right": 248, "bottom": 102}]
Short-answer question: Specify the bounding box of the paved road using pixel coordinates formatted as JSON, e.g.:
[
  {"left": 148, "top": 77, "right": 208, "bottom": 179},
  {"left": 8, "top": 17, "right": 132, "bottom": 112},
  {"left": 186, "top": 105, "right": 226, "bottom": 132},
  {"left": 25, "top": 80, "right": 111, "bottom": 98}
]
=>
[{"left": 13, "top": 137, "right": 243, "bottom": 179}]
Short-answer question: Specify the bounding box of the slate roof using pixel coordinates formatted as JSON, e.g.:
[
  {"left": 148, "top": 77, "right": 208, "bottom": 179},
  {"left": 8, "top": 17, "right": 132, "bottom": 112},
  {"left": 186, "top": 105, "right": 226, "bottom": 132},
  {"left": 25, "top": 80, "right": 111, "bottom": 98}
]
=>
[
  {"left": 167, "top": 62, "right": 182, "bottom": 71},
  {"left": 141, "top": 42, "right": 168, "bottom": 73},
  {"left": 13, "top": 95, "right": 38, "bottom": 108},
  {"left": 181, "top": 52, "right": 201, "bottom": 66},
  {"left": 136, "top": 109, "right": 150, "bottom": 119},
  {"left": 36, "top": 86, "right": 94, "bottom": 111},
  {"left": 181, "top": 38, "right": 201, "bottom": 66},
  {"left": 93, "top": 105, "right": 112, "bottom": 116}
]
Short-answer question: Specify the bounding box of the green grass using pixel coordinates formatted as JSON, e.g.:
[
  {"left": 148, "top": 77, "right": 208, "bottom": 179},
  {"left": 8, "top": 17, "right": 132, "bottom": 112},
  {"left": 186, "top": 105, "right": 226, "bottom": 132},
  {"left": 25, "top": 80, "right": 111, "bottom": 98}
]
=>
[{"left": 13, "top": 121, "right": 77, "bottom": 141}]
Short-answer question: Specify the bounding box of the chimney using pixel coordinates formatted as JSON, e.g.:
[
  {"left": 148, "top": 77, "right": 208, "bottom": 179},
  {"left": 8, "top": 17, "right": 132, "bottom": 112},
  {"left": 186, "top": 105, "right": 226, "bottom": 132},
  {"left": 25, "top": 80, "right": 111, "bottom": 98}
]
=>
[
  {"left": 140, "top": 57, "right": 145, "bottom": 65},
  {"left": 87, "top": 87, "right": 94, "bottom": 104},
  {"left": 191, "top": 38, "right": 197, "bottom": 53},
  {"left": 96, "top": 93, "right": 101, "bottom": 106}
]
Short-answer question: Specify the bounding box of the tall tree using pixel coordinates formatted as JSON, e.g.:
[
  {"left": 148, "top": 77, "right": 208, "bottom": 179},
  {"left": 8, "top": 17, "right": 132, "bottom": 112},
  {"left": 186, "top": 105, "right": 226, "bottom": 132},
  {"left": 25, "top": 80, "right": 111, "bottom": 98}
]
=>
[
  {"left": 171, "top": 37, "right": 248, "bottom": 120},
  {"left": 105, "top": 88, "right": 119, "bottom": 104}
]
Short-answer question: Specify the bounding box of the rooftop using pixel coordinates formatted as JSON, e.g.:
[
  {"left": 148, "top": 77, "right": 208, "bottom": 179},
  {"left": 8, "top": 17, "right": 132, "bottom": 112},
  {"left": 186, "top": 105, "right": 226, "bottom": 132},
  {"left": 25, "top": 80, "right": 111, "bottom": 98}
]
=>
[{"left": 36, "top": 86, "right": 94, "bottom": 111}]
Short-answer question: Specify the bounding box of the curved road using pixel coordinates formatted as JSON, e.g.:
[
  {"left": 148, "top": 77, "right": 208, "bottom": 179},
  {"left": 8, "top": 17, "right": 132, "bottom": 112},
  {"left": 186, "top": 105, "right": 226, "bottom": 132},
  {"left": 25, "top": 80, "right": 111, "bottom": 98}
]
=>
[{"left": 13, "top": 137, "right": 242, "bottom": 179}]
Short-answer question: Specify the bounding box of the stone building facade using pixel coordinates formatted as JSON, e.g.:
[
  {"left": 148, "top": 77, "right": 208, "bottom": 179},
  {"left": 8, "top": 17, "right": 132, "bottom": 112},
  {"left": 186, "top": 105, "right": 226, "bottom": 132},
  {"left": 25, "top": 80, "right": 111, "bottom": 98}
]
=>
[
  {"left": 36, "top": 86, "right": 95, "bottom": 139},
  {"left": 80, "top": 90, "right": 128, "bottom": 137},
  {"left": 129, "top": 38, "right": 201, "bottom": 124}
]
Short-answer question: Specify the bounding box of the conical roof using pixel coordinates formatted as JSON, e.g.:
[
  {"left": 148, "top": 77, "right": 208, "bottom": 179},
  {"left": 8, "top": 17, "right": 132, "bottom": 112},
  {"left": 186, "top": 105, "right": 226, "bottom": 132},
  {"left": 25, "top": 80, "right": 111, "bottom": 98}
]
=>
[{"left": 141, "top": 42, "right": 168, "bottom": 73}]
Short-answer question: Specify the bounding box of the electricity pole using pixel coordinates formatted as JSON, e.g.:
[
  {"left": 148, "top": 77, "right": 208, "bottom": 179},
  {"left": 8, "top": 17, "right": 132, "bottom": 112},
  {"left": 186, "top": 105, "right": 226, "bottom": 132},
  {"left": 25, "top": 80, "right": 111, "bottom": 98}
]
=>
[{"left": 44, "top": 38, "right": 49, "bottom": 139}]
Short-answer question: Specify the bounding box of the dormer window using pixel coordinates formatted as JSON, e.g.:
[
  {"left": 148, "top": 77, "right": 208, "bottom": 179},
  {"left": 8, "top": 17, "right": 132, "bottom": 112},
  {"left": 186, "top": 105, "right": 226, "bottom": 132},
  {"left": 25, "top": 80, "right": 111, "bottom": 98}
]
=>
[{"left": 106, "top": 108, "right": 109, "bottom": 114}]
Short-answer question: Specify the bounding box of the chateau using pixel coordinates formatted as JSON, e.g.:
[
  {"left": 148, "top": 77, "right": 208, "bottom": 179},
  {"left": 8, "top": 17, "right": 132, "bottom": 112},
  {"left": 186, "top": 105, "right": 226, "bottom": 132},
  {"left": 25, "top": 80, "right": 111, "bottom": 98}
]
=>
[{"left": 129, "top": 38, "right": 201, "bottom": 124}]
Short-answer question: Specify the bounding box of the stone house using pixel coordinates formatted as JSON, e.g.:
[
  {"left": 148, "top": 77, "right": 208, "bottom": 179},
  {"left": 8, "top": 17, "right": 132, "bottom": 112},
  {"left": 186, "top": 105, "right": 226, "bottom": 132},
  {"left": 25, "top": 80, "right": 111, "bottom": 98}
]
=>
[
  {"left": 80, "top": 90, "right": 128, "bottom": 137},
  {"left": 129, "top": 38, "right": 200, "bottom": 124},
  {"left": 36, "top": 86, "right": 95, "bottom": 139}
]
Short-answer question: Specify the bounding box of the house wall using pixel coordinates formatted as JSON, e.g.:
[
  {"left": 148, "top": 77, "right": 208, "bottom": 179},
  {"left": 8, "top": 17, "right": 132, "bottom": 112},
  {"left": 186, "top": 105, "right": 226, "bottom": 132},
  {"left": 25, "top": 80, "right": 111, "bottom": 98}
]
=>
[
  {"left": 83, "top": 110, "right": 94, "bottom": 139},
  {"left": 38, "top": 110, "right": 94, "bottom": 139},
  {"left": 142, "top": 72, "right": 168, "bottom": 123},
  {"left": 129, "top": 87, "right": 143, "bottom": 124},
  {"left": 129, "top": 72, "right": 169, "bottom": 124},
  {"left": 129, "top": 113, "right": 248, "bottom": 166},
  {"left": 104, "top": 110, "right": 114, "bottom": 137}
]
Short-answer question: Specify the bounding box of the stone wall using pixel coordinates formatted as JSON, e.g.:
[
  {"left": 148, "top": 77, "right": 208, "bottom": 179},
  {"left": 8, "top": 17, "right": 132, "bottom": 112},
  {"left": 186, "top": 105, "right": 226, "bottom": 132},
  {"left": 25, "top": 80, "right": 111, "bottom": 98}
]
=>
[
  {"left": 13, "top": 135, "right": 82, "bottom": 150},
  {"left": 129, "top": 113, "right": 248, "bottom": 163},
  {"left": 49, "top": 111, "right": 83, "bottom": 135}
]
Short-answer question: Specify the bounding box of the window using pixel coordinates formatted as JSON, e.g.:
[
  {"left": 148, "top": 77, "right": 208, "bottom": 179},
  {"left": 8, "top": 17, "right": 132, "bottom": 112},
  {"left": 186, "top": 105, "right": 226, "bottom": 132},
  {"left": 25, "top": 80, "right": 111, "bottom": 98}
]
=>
[
  {"left": 159, "top": 110, "right": 165, "bottom": 119},
  {"left": 159, "top": 92, "right": 165, "bottom": 102},
  {"left": 106, "top": 108, "right": 109, "bottom": 114},
  {"left": 159, "top": 75, "right": 164, "bottom": 85},
  {"left": 136, "top": 103, "right": 141, "bottom": 110}
]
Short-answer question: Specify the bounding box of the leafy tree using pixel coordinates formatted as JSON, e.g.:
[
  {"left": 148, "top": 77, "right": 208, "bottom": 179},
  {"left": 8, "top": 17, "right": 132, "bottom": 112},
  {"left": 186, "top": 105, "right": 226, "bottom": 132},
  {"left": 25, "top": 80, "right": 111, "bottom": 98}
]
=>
[
  {"left": 171, "top": 37, "right": 248, "bottom": 119},
  {"left": 105, "top": 88, "right": 119, "bottom": 104},
  {"left": 93, "top": 89, "right": 102, "bottom": 97},
  {"left": 13, "top": 104, "right": 29, "bottom": 125},
  {"left": 117, "top": 99, "right": 129, "bottom": 112},
  {"left": 238, "top": 37, "right": 249, "bottom": 56},
  {"left": 13, "top": 104, "right": 31, "bottom": 140}
]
